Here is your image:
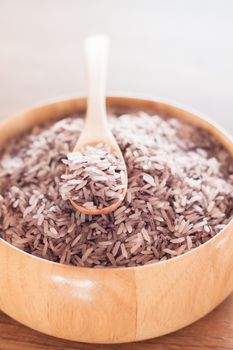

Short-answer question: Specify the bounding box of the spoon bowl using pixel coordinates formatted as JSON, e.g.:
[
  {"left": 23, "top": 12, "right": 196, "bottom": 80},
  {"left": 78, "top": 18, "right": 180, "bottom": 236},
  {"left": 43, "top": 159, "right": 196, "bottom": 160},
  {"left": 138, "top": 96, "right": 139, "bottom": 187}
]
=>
[{"left": 68, "top": 140, "right": 128, "bottom": 215}]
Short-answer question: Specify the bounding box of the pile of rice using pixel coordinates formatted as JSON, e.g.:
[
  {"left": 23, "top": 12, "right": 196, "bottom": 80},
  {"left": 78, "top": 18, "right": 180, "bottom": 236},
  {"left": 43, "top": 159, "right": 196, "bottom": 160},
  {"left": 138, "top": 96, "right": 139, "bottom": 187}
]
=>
[
  {"left": 0, "top": 112, "right": 232, "bottom": 267},
  {"left": 60, "top": 143, "right": 126, "bottom": 209}
]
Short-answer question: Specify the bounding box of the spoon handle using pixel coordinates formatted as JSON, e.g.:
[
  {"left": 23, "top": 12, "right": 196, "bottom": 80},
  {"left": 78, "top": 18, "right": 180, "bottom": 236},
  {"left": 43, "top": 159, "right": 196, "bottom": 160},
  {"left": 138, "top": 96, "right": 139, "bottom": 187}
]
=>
[{"left": 85, "top": 35, "right": 110, "bottom": 131}]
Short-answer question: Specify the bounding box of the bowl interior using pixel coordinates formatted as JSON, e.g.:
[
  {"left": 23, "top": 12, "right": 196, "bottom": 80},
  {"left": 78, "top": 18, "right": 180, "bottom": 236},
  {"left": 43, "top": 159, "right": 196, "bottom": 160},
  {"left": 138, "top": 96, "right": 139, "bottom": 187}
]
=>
[{"left": 0, "top": 96, "right": 232, "bottom": 271}]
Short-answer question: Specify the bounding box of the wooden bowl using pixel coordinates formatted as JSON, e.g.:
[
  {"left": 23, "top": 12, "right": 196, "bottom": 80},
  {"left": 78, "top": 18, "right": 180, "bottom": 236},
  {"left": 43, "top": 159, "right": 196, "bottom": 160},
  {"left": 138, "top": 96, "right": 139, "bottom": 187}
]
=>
[{"left": 0, "top": 96, "right": 232, "bottom": 344}]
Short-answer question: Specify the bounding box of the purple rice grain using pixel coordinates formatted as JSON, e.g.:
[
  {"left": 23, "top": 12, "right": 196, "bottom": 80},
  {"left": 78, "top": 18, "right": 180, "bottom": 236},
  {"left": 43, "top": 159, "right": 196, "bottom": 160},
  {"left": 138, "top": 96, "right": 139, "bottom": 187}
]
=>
[{"left": 0, "top": 112, "right": 232, "bottom": 267}]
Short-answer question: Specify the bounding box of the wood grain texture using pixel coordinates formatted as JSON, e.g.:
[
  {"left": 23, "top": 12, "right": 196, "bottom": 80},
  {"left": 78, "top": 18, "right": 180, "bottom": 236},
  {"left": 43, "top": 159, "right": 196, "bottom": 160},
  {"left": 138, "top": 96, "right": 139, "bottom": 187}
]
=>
[
  {"left": 0, "top": 97, "right": 233, "bottom": 348},
  {"left": 1, "top": 295, "right": 233, "bottom": 350}
]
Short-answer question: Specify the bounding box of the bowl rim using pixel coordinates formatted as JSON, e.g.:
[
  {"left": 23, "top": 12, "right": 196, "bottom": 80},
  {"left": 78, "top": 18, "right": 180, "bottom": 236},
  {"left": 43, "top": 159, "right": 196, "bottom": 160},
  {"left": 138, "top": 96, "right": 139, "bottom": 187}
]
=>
[{"left": 0, "top": 93, "right": 232, "bottom": 272}]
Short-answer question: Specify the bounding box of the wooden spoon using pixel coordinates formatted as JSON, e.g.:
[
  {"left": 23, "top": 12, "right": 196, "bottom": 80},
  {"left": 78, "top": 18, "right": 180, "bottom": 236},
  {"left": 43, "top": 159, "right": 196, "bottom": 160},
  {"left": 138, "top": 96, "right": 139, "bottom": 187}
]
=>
[{"left": 68, "top": 35, "right": 128, "bottom": 215}]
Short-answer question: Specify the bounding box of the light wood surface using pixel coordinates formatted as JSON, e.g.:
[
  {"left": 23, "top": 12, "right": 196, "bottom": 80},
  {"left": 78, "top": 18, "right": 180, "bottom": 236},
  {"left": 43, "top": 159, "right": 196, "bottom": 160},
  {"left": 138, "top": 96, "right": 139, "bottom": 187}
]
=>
[
  {"left": 1, "top": 1, "right": 233, "bottom": 348},
  {"left": 1, "top": 294, "right": 233, "bottom": 350},
  {"left": 0, "top": 97, "right": 232, "bottom": 346}
]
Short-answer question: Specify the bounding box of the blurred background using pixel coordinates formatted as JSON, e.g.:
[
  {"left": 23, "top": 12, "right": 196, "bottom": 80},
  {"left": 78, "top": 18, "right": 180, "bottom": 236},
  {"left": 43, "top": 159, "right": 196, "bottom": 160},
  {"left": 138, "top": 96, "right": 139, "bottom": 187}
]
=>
[{"left": 0, "top": 0, "right": 232, "bottom": 132}]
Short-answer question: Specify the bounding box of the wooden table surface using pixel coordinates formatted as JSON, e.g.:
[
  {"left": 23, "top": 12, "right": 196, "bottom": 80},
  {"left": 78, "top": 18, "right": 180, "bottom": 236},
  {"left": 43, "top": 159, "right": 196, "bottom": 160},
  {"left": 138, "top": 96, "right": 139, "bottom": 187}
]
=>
[{"left": 0, "top": 0, "right": 233, "bottom": 349}]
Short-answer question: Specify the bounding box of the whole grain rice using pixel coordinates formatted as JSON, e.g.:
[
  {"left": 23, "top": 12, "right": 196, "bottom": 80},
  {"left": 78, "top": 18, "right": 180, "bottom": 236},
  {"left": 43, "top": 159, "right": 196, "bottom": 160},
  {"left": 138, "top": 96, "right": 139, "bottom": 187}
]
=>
[
  {"left": 0, "top": 111, "right": 232, "bottom": 267},
  {"left": 60, "top": 143, "right": 126, "bottom": 209}
]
